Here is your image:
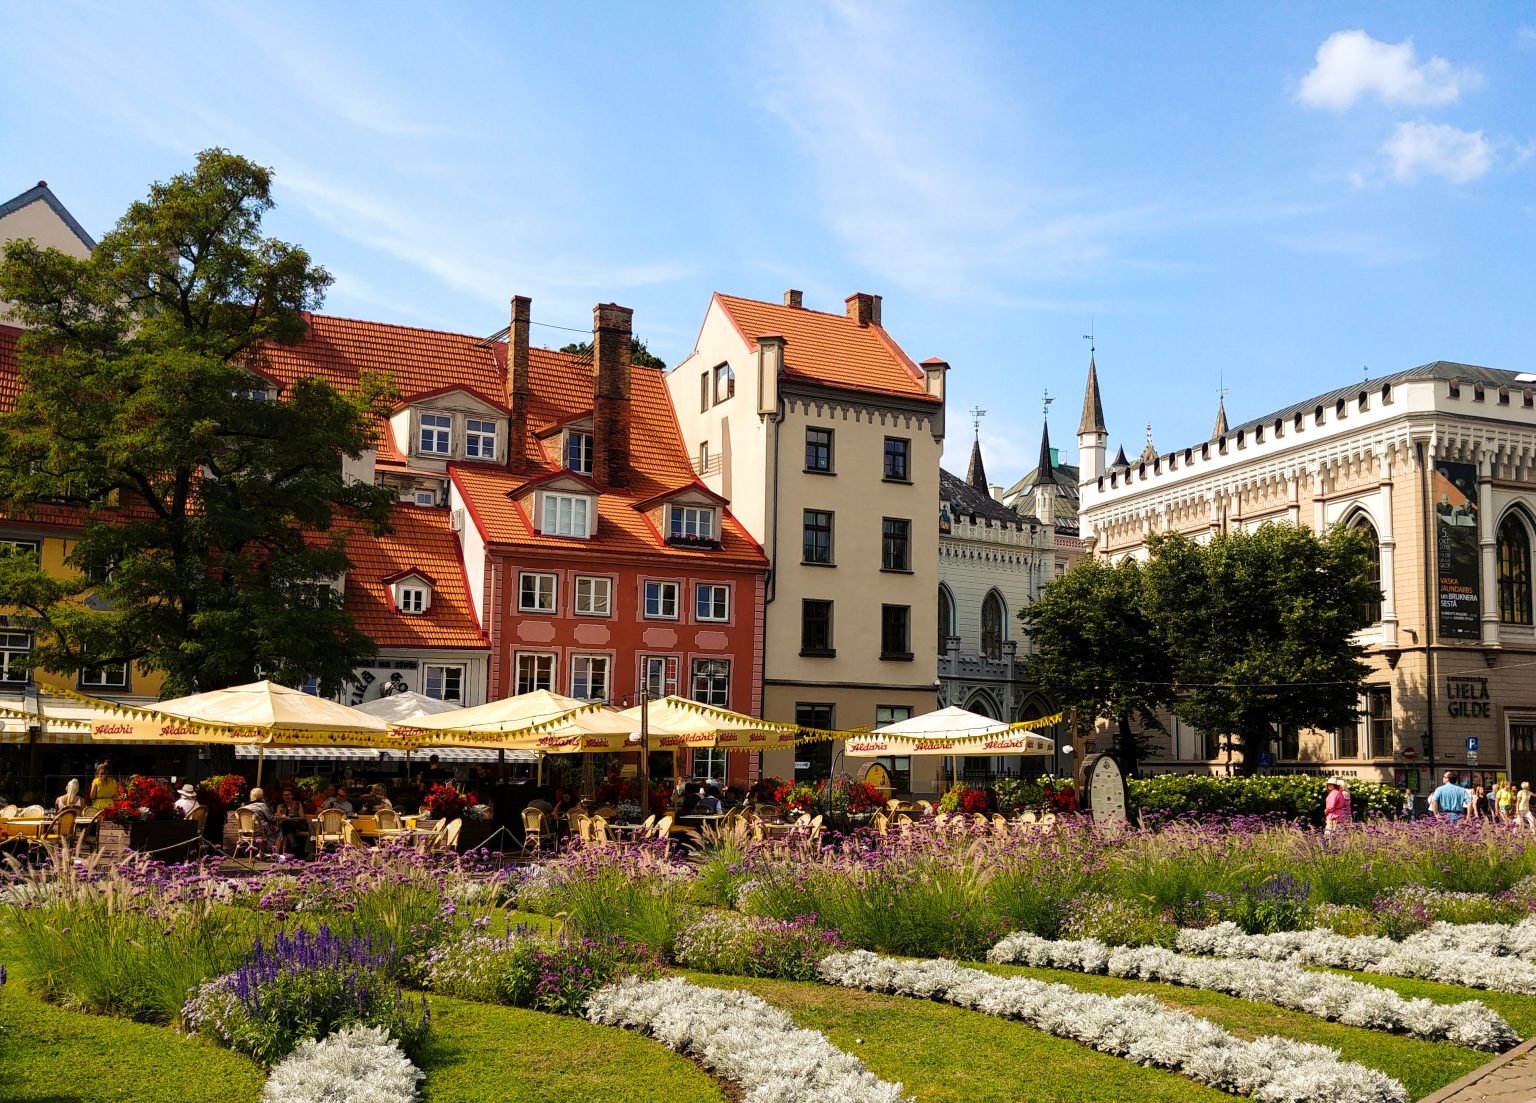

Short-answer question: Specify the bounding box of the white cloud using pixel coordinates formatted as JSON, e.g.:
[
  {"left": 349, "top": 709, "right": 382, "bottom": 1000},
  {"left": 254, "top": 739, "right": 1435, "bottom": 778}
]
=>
[
  {"left": 1298, "top": 30, "right": 1480, "bottom": 110},
  {"left": 1382, "top": 121, "right": 1492, "bottom": 182}
]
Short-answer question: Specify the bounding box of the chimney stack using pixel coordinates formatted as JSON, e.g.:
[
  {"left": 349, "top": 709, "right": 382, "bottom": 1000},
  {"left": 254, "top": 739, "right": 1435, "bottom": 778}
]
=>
[
  {"left": 845, "top": 292, "right": 881, "bottom": 327},
  {"left": 507, "top": 295, "right": 532, "bottom": 469},
  {"left": 783, "top": 289, "right": 803, "bottom": 308},
  {"left": 592, "top": 302, "right": 633, "bottom": 488}
]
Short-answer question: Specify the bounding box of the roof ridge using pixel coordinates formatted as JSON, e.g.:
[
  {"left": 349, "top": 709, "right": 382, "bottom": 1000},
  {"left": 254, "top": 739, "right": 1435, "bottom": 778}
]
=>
[{"left": 714, "top": 292, "right": 851, "bottom": 322}]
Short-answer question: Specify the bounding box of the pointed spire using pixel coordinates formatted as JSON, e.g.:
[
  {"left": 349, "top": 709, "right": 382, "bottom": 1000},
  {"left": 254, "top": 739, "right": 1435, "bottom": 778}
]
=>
[
  {"left": 1035, "top": 420, "right": 1058, "bottom": 487},
  {"left": 965, "top": 437, "right": 989, "bottom": 491},
  {"left": 1139, "top": 422, "right": 1157, "bottom": 464},
  {"left": 1079, "top": 352, "right": 1106, "bottom": 437},
  {"left": 1111, "top": 445, "right": 1130, "bottom": 470},
  {"left": 1212, "top": 396, "right": 1228, "bottom": 438}
]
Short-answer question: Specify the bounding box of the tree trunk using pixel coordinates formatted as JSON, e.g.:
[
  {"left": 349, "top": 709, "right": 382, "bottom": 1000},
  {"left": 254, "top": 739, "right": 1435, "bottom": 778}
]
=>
[
  {"left": 1235, "top": 724, "right": 1269, "bottom": 777},
  {"left": 1115, "top": 713, "right": 1141, "bottom": 779}
]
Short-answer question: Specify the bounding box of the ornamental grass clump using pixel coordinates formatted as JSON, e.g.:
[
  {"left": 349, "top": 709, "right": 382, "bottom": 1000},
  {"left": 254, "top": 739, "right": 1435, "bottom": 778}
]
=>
[
  {"left": 675, "top": 912, "right": 845, "bottom": 980},
  {"left": 1061, "top": 893, "right": 1177, "bottom": 948},
  {"left": 424, "top": 927, "right": 662, "bottom": 1015},
  {"left": 182, "top": 925, "right": 430, "bottom": 1067},
  {"left": 515, "top": 842, "right": 691, "bottom": 956}
]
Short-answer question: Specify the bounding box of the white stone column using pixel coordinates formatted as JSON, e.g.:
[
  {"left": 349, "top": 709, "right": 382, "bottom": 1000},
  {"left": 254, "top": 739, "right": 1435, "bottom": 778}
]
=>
[
  {"left": 1479, "top": 451, "right": 1499, "bottom": 645},
  {"left": 1312, "top": 464, "right": 1328, "bottom": 532},
  {"left": 1377, "top": 447, "right": 1399, "bottom": 647}
]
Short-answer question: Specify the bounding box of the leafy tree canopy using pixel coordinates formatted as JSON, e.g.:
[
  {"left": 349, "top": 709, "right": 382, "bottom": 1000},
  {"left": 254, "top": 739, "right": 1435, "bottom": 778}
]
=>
[
  {"left": 1141, "top": 524, "right": 1378, "bottom": 774},
  {"left": 1021, "top": 555, "right": 1171, "bottom": 776},
  {"left": 0, "top": 149, "right": 397, "bottom": 695},
  {"left": 560, "top": 336, "right": 667, "bottom": 370}
]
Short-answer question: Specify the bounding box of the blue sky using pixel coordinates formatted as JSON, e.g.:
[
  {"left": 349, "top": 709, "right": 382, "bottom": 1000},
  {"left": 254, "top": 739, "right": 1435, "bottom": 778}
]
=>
[{"left": 4, "top": 2, "right": 1535, "bottom": 488}]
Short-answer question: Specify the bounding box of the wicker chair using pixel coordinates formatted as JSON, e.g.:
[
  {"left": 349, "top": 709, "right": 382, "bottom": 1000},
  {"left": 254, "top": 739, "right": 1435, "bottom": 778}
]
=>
[
  {"left": 233, "top": 807, "right": 266, "bottom": 858},
  {"left": 440, "top": 817, "right": 463, "bottom": 852},
  {"left": 521, "top": 807, "right": 550, "bottom": 855},
  {"left": 991, "top": 813, "right": 1009, "bottom": 833},
  {"left": 312, "top": 808, "right": 350, "bottom": 852},
  {"left": 590, "top": 815, "right": 610, "bottom": 844},
  {"left": 807, "top": 814, "right": 824, "bottom": 843},
  {"left": 652, "top": 815, "right": 673, "bottom": 840},
  {"left": 374, "top": 806, "right": 404, "bottom": 837},
  {"left": 187, "top": 805, "right": 209, "bottom": 831},
  {"left": 871, "top": 811, "right": 889, "bottom": 836},
  {"left": 38, "top": 809, "right": 77, "bottom": 851}
]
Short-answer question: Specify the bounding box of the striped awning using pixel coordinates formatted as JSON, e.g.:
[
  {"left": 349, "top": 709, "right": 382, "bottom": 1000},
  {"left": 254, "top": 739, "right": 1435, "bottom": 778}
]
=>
[
  {"left": 0, "top": 699, "right": 164, "bottom": 745},
  {"left": 233, "top": 745, "right": 535, "bottom": 764}
]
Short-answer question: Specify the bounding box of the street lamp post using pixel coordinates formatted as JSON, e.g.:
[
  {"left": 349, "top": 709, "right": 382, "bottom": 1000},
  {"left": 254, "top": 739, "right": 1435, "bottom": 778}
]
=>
[{"left": 637, "top": 685, "right": 651, "bottom": 816}]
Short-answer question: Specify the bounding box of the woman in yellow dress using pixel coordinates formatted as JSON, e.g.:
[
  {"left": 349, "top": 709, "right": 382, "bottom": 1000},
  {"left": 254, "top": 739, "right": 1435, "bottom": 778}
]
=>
[{"left": 88, "top": 762, "right": 121, "bottom": 811}]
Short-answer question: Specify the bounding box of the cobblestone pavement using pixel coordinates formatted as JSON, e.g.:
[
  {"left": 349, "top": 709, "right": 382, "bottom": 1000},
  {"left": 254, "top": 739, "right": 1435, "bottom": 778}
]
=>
[{"left": 1422, "top": 1038, "right": 1536, "bottom": 1103}]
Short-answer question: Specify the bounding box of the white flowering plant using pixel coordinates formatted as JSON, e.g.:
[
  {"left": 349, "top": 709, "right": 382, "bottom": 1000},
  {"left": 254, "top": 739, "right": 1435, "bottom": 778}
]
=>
[
  {"left": 260, "top": 1024, "right": 423, "bottom": 1103},
  {"left": 988, "top": 931, "right": 1516, "bottom": 1050},
  {"left": 819, "top": 950, "right": 1408, "bottom": 1103},
  {"left": 585, "top": 975, "right": 912, "bottom": 1103},
  {"left": 1178, "top": 922, "right": 1536, "bottom": 996}
]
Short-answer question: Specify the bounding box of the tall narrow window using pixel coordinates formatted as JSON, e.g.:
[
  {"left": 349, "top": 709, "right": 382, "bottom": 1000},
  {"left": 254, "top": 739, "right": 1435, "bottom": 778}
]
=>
[
  {"left": 2, "top": 630, "right": 33, "bottom": 684},
  {"left": 801, "top": 599, "right": 834, "bottom": 654},
  {"left": 1366, "top": 686, "right": 1393, "bottom": 758},
  {"left": 880, "top": 605, "right": 911, "bottom": 659},
  {"left": 713, "top": 363, "right": 735, "bottom": 404},
  {"left": 805, "top": 427, "right": 833, "bottom": 472},
  {"left": 980, "top": 590, "right": 1005, "bottom": 659},
  {"left": 881, "top": 518, "right": 911, "bottom": 571},
  {"left": 802, "top": 509, "right": 833, "bottom": 564},
  {"left": 565, "top": 431, "right": 593, "bottom": 475},
  {"left": 641, "top": 655, "right": 680, "bottom": 698},
  {"left": 1499, "top": 514, "right": 1532, "bottom": 625},
  {"left": 937, "top": 586, "right": 954, "bottom": 654},
  {"left": 883, "top": 437, "right": 910, "bottom": 481},
  {"left": 1351, "top": 517, "right": 1382, "bottom": 624}
]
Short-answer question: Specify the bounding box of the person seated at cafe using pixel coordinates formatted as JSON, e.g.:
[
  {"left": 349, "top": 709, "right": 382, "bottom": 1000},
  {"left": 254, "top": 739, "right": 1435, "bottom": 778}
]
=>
[
  {"left": 239, "top": 787, "right": 280, "bottom": 848},
  {"left": 273, "top": 787, "right": 308, "bottom": 855},
  {"left": 173, "top": 783, "right": 199, "bottom": 818},
  {"left": 321, "top": 786, "right": 355, "bottom": 815},
  {"left": 56, "top": 779, "right": 88, "bottom": 813},
  {"left": 361, "top": 782, "right": 391, "bottom": 813},
  {"left": 420, "top": 754, "right": 450, "bottom": 789},
  {"left": 89, "top": 762, "right": 121, "bottom": 811},
  {"left": 678, "top": 786, "right": 701, "bottom": 816},
  {"left": 697, "top": 785, "right": 722, "bottom": 815},
  {"left": 550, "top": 786, "right": 576, "bottom": 817}
]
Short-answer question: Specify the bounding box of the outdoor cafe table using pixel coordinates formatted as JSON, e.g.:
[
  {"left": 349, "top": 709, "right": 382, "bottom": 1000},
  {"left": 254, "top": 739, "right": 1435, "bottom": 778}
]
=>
[{"left": 0, "top": 818, "right": 45, "bottom": 840}]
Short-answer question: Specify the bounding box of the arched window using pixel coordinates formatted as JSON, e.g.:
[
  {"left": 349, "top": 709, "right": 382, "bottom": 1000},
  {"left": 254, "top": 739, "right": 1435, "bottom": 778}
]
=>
[
  {"left": 980, "top": 590, "right": 1006, "bottom": 659},
  {"left": 937, "top": 586, "right": 954, "bottom": 654},
  {"left": 1350, "top": 515, "right": 1381, "bottom": 624},
  {"left": 1499, "top": 514, "right": 1532, "bottom": 625}
]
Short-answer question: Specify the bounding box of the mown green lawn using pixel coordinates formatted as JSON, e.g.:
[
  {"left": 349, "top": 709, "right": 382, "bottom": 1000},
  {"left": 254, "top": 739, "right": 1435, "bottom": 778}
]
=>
[{"left": 974, "top": 961, "right": 1489, "bottom": 1102}]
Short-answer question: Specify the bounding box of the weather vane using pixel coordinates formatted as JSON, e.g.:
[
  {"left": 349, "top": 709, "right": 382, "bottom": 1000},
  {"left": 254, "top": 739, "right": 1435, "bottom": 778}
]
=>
[
  {"left": 969, "top": 405, "right": 987, "bottom": 441},
  {"left": 1083, "top": 318, "right": 1095, "bottom": 355},
  {"left": 1042, "top": 389, "right": 1054, "bottom": 421}
]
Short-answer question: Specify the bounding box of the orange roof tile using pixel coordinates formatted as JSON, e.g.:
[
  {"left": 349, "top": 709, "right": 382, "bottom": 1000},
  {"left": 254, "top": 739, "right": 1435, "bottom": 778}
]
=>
[
  {"left": 0, "top": 325, "right": 19, "bottom": 412},
  {"left": 342, "top": 505, "right": 488, "bottom": 650},
  {"left": 713, "top": 294, "right": 939, "bottom": 403}
]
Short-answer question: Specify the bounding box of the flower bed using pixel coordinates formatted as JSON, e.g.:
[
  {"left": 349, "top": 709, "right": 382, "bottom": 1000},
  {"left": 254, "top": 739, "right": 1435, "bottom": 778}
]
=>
[
  {"left": 585, "top": 975, "right": 913, "bottom": 1103},
  {"left": 819, "top": 951, "right": 1407, "bottom": 1103},
  {"left": 987, "top": 931, "right": 1517, "bottom": 1050},
  {"left": 425, "top": 928, "right": 661, "bottom": 1014},
  {"left": 674, "top": 912, "right": 845, "bottom": 981},
  {"left": 1177, "top": 921, "right": 1536, "bottom": 996}
]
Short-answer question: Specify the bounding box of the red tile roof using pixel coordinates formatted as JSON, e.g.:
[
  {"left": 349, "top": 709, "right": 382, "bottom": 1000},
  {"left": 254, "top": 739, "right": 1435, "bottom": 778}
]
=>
[
  {"left": 257, "top": 313, "right": 767, "bottom": 569},
  {"left": 0, "top": 324, "right": 19, "bottom": 412},
  {"left": 341, "top": 505, "right": 488, "bottom": 650},
  {"left": 713, "top": 294, "right": 939, "bottom": 403}
]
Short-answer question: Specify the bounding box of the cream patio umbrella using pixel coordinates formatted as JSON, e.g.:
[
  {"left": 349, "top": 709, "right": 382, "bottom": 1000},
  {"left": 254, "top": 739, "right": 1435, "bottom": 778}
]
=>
[
  {"left": 842, "top": 705, "right": 1061, "bottom": 790},
  {"left": 352, "top": 691, "right": 465, "bottom": 724},
  {"left": 394, "top": 689, "right": 637, "bottom": 752},
  {"left": 614, "top": 695, "right": 799, "bottom": 752}
]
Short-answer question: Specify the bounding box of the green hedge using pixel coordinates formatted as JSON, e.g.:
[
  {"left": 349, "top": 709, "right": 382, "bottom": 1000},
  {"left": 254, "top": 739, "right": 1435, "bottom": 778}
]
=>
[{"left": 1127, "top": 773, "right": 1401, "bottom": 824}]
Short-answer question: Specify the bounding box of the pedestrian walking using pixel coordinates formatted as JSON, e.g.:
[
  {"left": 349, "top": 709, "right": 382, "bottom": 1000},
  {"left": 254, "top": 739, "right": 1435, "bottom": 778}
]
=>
[
  {"left": 1324, "top": 777, "right": 1352, "bottom": 837},
  {"left": 1429, "top": 771, "right": 1471, "bottom": 821}
]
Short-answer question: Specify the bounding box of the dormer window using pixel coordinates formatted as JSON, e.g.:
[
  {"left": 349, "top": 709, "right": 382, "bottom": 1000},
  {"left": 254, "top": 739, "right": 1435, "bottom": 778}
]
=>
[
  {"left": 419, "top": 413, "right": 452, "bottom": 455},
  {"left": 390, "top": 573, "right": 435, "bottom": 614},
  {"left": 565, "top": 430, "right": 593, "bottom": 475},
  {"left": 542, "top": 492, "right": 592, "bottom": 538},
  {"left": 668, "top": 505, "right": 717, "bottom": 544},
  {"left": 465, "top": 419, "right": 498, "bottom": 460}
]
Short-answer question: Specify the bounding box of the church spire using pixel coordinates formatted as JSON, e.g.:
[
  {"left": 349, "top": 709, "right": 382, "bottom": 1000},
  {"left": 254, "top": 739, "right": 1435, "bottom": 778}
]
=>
[
  {"left": 966, "top": 437, "right": 989, "bottom": 491},
  {"left": 1079, "top": 351, "right": 1106, "bottom": 437},
  {"left": 1035, "top": 418, "right": 1058, "bottom": 487},
  {"left": 1212, "top": 396, "right": 1228, "bottom": 438}
]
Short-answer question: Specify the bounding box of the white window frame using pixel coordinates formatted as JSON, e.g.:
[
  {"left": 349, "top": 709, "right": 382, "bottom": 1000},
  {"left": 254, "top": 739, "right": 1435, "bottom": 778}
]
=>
[
  {"left": 0, "top": 540, "right": 40, "bottom": 558},
  {"left": 464, "top": 418, "right": 499, "bottom": 460},
  {"left": 79, "top": 661, "right": 129, "bottom": 690},
  {"left": 693, "top": 747, "right": 727, "bottom": 780},
  {"left": 0, "top": 630, "right": 30, "bottom": 685},
  {"left": 418, "top": 412, "right": 452, "bottom": 456},
  {"left": 570, "top": 654, "right": 610, "bottom": 702},
  {"left": 518, "top": 572, "right": 557, "bottom": 613},
  {"left": 515, "top": 652, "right": 555, "bottom": 694},
  {"left": 574, "top": 575, "right": 612, "bottom": 617},
  {"left": 713, "top": 363, "right": 735, "bottom": 405},
  {"left": 423, "top": 664, "right": 464, "bottom": 702},
  {"left": 541, "top": 492, "right": 592, "bottom": 538},
  {"left": 690, "top": 658, "right": 730, "bottom": 707},
  {"left": 565, "top": 430, "right": 594, "bottom": 475},
  {"left": 669, "top": 505, "right": 716, "bottom": 542},
  {"left": 644, "top": 580, "right": 680, "bottom": 620},
  {"left": 397, "top": 585, "right": 429, "bottom": 614},
  {"left": 695, "top": 583, "right": 730, "bottom": 622},
  {"left": 412, "top": 489, "right": 438, "bottom": 507},
  {"left": 640, "top": 654, "right": 680, "bottom": 699}
]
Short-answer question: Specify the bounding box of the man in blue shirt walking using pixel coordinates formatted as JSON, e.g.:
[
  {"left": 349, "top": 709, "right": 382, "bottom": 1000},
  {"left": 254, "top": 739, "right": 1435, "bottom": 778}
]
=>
[{"left": 1429, "top": 771, "right": 1471, "bottom": 821}]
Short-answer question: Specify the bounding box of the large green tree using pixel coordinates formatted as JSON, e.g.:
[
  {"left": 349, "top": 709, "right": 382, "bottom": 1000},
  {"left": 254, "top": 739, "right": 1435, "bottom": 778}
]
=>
[
  {"left": 0, "top": 149, "right": 396, "bottom": 695},
  {"left": 1021, "top": 556, "right": 1171, "bottom": 777},
  {"left": 1141, "top": 524, "right": 1378, "bottom": 775}
]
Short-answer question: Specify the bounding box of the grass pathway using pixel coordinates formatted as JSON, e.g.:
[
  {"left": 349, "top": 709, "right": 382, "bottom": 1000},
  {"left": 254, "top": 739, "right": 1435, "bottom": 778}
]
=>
[
  {"left": 974, "top": 960, "right": 1486, "bottom": 1101},
  {"left": 684, "top": 971, "right": 1232, "bottom": 1103}
]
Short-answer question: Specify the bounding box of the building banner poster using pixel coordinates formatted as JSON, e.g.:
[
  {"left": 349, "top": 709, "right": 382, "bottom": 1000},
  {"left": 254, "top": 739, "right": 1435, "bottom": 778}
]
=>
[{"left": 1434, "top": 460, "right": 1480, "bottom": 639}]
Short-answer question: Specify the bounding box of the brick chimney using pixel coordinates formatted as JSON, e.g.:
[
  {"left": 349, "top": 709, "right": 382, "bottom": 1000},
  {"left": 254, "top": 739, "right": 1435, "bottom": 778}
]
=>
[
  {"left": 507, "top": 295, "right": 531, "bottom": 470},
  {"left": 783, "top": 289, "right": 803, "bottom": 308},
  {"left": 845, "top": 292, "right": 881, "bottom": 327},
  {"left": 591, "top": 302, "right": 633, "bottom": 488}
]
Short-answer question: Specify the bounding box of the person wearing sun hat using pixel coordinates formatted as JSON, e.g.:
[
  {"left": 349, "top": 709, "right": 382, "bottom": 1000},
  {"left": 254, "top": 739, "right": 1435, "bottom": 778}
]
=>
[
  {"left": 1323, "top": 777, "right": 1352, "bottom": 836},
  {"left": 173, "top": 783, "right": 199, "bottom": 818}
]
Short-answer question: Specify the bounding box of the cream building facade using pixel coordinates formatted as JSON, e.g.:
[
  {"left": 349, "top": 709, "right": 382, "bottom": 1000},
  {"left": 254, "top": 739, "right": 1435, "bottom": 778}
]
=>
[
  {"left": 666, "top": 290, "right": 945, "bottom": 786},
  {"left": 1078, "top": 357, "right": 1536, "bottom": 790},
  {"left": 0, "top": 181, "right": 95, "bottom": 324}
]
